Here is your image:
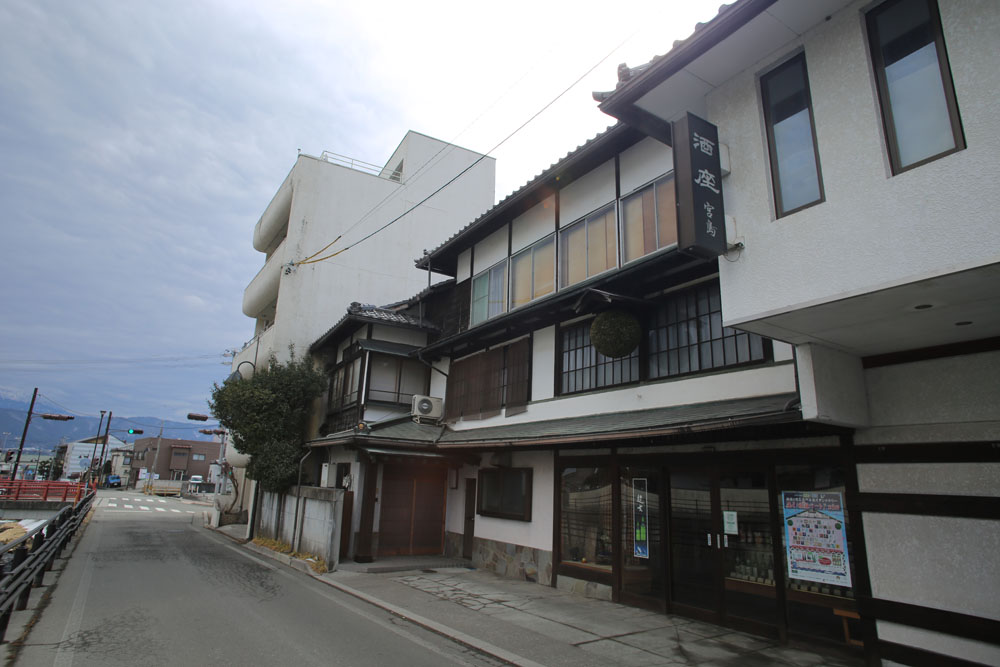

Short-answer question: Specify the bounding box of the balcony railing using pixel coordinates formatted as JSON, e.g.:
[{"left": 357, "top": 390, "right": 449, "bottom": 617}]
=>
[{"left": 319, "top": 151, "right": 401, "bottom": 182}]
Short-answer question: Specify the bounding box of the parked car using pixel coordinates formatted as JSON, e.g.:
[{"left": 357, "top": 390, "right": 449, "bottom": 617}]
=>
[
  {"left": 188, "top": 475, "right": 203, "bottom": 484},
  {"left": 106, "top": 475, "right": 122, "bottom": 488}
]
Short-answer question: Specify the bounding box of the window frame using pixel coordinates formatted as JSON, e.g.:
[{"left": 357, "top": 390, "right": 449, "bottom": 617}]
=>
[
  {"left": 557, "top": 319, "right": 641, "bottom": 396},
  {"left": 619, "top": 173, "right": 678, "bottom": 265},
  {"left": 510, "top": 234, "right": 556, "bottom": 310},
  {"left": 866, "top": 0, "right": 965, "bottom": 174},
  {"left": 477, "top": 467, "right": 533, "bottom": 521},
  {"left": 646, "top": 281, "right": 771, "bottom": 380},
  {"left": 760, "top": 51, "right": 825, "bottom": 218},
  {"left": 443, "top": 338, "right": 531, "bottom": 421},
  {"left": 470, "top": 259, "right": 508, "bottom": 326},
  {"left": 558, "top": 203, "right": 619, "bottom": 289},
  {"left": 365, "top": 353, "right": 429, "bottom": 406},
  {"left": 328, "top": 352, "right": 363, "bottom": 413}
]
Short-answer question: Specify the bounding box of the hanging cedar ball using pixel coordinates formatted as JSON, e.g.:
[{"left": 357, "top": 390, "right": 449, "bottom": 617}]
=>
[{"left": 590, "top": 310, "right": 642, "bottom": 358}]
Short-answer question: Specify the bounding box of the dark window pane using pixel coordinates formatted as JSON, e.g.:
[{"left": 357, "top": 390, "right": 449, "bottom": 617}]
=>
[
  {"left": 762, "top": 53, "right": 823, "bottom": 215},
  {"left": 868, "top": 0, "right": 962, "bottom": 171}
]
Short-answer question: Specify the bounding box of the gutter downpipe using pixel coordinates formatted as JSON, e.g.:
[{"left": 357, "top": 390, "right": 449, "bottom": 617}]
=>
[{"left": 290, "top": 449, "right": 311, "bottom": 552}]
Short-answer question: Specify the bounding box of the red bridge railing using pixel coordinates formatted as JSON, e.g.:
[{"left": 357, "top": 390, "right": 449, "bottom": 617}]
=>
[{"left": 0, "top": 480, "right": 92, "bottom": 504}]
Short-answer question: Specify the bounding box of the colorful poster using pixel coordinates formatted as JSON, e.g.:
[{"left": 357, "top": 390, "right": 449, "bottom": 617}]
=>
[
  {"left": 633, "top": 478, "right": 648, "bottom": 559},
  {"left": 782, "top": 491, "right": 852, "bottom": 587}
]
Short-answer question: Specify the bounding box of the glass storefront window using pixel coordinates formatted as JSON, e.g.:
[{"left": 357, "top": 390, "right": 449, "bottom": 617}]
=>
[{"left": 560, "top": 467, "right": 613, "bottom": 570}]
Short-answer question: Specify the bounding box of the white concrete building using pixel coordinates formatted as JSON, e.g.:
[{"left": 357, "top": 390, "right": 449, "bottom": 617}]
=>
[
  {"left": 61, "top": 435, "right": 126, "bottom": 480},
  {"left": 251, "top": 2, "right": 998, "bottom": 663},
  {"left": 597, "top": 0, "right": 1000, "bottom": 664},
  {"left": 232, "top": 131, "right": 496, "bottom": 374}
]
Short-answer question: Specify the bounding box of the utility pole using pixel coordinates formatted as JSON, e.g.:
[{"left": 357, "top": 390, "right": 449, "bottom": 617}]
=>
[
  {"left": 12, "top": 388, "right": 38, "bottom": 481},
  {"left": 97, "top": 411, "right": 112, "bottom": 487},
  {"left": 88, "top": 411, "right": 106, "bottom": 486},
  {"left": 10, "top": 389, "right": 74, "bottom": 481},
  {"left": 144, "top": 420, "right": 165, "bottom": 494}
]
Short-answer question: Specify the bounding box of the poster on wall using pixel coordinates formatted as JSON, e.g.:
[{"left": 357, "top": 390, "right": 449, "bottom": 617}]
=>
[
  {"left": 782, "top": 491, "right": 852, "bottom": 587},
  {"left": 633, "top": 478, "right": 649, "bottom": 559}
]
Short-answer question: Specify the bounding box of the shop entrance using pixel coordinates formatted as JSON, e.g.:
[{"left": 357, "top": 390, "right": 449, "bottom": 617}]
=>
[{"left": 669, "top": 466, "right": 778, "bottom": 635}]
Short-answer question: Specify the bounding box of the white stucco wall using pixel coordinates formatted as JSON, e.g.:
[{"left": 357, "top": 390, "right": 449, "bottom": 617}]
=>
[
  {"left": 369, "top": 324, "right": 426, "bottom": 347},
  {"left": 511, "top": 196, "right": 556, "bottom": 253},
  {"left": 466, "top": 451, "right": 554, "bottom": 551},
  {"left": 856, "top": 349, "right": 1000, "bottom": 444},
  {"left": 795, "top": 343, "right": 869, "bottom": 426},
  {"left": 864, "top": 513, "right": 1000, "bottom": 664},
  {"left": 240, "top": 134, "right": 495, "bottom": 366},
  {"left": 472, "top": 226, "right": 508, "bottom": 275},
  {"left": 531, "top": 326, "right": 556, "bottom": 403},
  {"left": 558, "top": 159, "right": 616, "bottom": 226},
  {"left": 618, "top": 137, "right": 673, "bottom": 196},
  {"left": 704, "top": 0, "right": 1000, "bottom": 327},
  {"left": 456, "top": 248, "right": 471, "bottom": 283}
]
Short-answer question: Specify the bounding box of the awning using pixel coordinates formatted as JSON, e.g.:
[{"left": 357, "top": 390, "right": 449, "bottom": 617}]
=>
[{"left": 308, "top": 393, "right": 806, "bottom": 451}]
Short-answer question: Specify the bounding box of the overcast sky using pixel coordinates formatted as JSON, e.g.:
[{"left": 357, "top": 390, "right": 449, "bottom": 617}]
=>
[{"left": 0, "top": 0, "right": 719, "bottom": 421}]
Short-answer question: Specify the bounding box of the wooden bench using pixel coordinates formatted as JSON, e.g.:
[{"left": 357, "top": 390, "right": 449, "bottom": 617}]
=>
[{"left": 833, "top": 607, "right": 863, "bottom": 647}]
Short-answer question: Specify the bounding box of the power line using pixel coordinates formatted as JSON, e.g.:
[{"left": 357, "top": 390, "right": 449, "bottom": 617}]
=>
[
  {"left": 295, "top": 30, "right": 637, "bottom": 267},
  {"left": 0, "top": 354, "right": 224, "bottom": 366},
  {"left": 297, "top": 43, "right": 556, "bottom": 266}
]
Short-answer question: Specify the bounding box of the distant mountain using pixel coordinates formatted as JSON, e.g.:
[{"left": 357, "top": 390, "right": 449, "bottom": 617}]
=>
[{"left": 0, "top": 398, "right": 217, "bottom": 453}]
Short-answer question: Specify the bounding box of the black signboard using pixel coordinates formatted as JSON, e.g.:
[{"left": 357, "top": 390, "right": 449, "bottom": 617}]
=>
[{"left": 673, "top": 112, "right": 727, "bottom": 258}]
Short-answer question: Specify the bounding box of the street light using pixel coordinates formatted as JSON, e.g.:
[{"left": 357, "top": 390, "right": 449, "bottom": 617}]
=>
[
  {"left": 226, "top": 360, "right": 255, "bottom": 383},
  {"left": 12, "top": 388, "right": 75, "bottom": 481}
]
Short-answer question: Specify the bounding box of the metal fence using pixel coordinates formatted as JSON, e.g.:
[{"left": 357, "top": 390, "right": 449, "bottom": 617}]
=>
[
  {"left": 0, "top": 481, "right": 92, "bottom": 503},
  {"left": 0, "top": 491, "right": 95, "bottom": 641}
]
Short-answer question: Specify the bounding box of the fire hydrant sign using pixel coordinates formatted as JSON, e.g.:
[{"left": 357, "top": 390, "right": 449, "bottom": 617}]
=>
[{"left": 782, "top": 491, "right": 852, "bottom": 587}]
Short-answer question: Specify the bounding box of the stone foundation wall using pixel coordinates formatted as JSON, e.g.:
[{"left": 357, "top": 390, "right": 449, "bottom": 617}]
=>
[
  {"left": 444, "top": 531, "right": 463, "bottom": 558},
  {"left": 218, "top": 510, "right": 248, "bottom": 527},
  {"left": 555, "top": 573, "right": 613, "bottom": 601},
  {"left": 461, "top": 534, "right": 552, "bottom": 585}
]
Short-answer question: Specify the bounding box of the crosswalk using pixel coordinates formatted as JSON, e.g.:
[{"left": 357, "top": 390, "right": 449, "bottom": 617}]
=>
[{"left": 100, "top": 496, "right": 197, "bottom": 515}]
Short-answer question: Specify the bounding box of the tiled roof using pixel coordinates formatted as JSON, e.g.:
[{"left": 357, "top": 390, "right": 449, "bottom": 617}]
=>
[
  {"left": 309, "top": 301, "right": 436, "bottom": 354},
  {"left": 417, "top": 123, "right": 632, "bottom": 267},
  {"left": 593, "top": 2, "right": 740, "bottom": 101},
  {"left": 310, "top": 393, "right": 800, "bottom": 449}
]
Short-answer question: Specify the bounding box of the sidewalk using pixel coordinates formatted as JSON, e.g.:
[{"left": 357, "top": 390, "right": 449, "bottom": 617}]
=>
[{"left": 215, "top": 524, "right": 863, "bottom": 667}]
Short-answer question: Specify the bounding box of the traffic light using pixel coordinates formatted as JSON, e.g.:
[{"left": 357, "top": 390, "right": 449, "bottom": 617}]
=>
[{"left": 127, "top": 428, "right": 143, "bottom": 434}]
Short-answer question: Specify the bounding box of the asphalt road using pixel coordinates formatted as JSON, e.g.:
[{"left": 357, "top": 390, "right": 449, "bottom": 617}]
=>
[{"left": 13, "top": 490, "right": 501, "bottom": 667}]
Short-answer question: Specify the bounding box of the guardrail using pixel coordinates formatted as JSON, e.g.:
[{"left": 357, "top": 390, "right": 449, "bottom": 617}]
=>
[
  {"left": 0, "top": 481, "right": 92, "bottom": 504},
  {"left": 0, "top": 491, "right": 94, "bottom": 641}
]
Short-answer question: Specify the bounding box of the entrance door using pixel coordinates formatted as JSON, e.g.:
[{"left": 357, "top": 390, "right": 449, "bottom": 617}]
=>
[
  {"left": 669, "top": 466, "right": 778, "bottom": 633},
  {"left": 378, "top": 464, "right": 447, "bottom": 556},
  {"left": 619, "top": 467, "right": 665, "bottom": 610}
]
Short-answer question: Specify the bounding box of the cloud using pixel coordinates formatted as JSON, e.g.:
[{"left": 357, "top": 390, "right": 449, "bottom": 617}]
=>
[{"left": 0, "top": 0, "right": 719, "bottom": 419}]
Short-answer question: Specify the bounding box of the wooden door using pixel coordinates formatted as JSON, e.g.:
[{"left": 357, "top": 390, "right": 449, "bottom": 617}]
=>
[{"left": 378, "top": 464, "right": 446, "bottom": 556}]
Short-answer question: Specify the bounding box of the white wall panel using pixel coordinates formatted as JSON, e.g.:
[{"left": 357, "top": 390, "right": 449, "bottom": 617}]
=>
[
  {"left": 473, "top": 226, "right": 508, "bottom": 274},
  {"left": 511, "top": 196, "right": 556, "bottom": 253},
  {"left": 619, "top": 137, "right": 673, "bottom": 195},
  {"left": 559, "top": 159, "right": 616, "bottom": 226}
]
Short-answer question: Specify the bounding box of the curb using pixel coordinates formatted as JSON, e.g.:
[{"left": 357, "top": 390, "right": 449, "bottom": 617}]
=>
[{"left": 207, "top": 525, "right": 544, "bottom": 667}]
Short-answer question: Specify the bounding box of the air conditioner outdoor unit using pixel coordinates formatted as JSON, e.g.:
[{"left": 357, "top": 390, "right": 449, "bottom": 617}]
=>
[{"left": 411, "top": 395, "right": 444, "bottom": 421}]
